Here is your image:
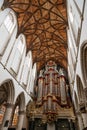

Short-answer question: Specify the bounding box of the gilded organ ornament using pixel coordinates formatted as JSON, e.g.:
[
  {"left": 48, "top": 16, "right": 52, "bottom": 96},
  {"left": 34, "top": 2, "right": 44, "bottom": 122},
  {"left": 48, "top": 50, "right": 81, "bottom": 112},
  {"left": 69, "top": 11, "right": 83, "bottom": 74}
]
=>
[{"left": 27, "top": 61, "right": 75, "bottom": 123}]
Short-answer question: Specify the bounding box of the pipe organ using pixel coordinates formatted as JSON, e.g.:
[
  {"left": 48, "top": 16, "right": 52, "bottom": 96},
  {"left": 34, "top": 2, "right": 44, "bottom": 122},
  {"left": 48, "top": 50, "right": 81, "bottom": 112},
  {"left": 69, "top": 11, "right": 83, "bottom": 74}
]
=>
[
  {"left": 27, "top": 61, "right": 75, "bottom": 126},
  {"left": 36, "top": 61, "right": 71, "bottom": 122}
]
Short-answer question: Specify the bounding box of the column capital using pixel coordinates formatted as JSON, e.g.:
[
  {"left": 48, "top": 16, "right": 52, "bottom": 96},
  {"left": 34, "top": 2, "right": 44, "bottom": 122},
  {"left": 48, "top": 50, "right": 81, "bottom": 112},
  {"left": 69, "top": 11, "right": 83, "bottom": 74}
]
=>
[
  {"left": 5, "top": 103, "right": 14, "bottom": 108},
  {"left": 18, "top": 110, "right": 26, "bottom": 115}
]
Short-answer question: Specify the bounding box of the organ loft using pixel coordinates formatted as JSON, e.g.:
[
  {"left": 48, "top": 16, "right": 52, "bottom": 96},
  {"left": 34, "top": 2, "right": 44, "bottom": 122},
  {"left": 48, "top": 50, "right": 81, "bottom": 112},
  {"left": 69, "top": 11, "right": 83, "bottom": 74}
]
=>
[{"left": 27, "top": 61, "right": 75, "bottom": 130}]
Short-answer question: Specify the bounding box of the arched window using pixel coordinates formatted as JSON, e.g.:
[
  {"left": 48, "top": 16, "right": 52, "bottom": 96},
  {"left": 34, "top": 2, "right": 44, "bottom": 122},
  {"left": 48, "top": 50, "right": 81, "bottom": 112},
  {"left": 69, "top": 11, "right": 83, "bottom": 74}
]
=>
[
  {"left": 32, "top": 63, "right": 36, "bottom": 79},
  {"left": 0, "top": 10, "right": 16, "bottom": 55},
  {"left": 11, "top": 35, "right": 25, "bottom": 74},
  {"left": 30, "top": 63, "right": 36, "bottom": 93},
  {"left": 17, "top": 38, "right": 24, "bottom": 54},
  {"left": 4, "top": 12, "right": 14, "bottom": 33},
  {"left": 21, "top": 53, "right": 31, "bottom": 86},
  {"left": 27, "top": 52, "right": 34, "bottom": 92}
]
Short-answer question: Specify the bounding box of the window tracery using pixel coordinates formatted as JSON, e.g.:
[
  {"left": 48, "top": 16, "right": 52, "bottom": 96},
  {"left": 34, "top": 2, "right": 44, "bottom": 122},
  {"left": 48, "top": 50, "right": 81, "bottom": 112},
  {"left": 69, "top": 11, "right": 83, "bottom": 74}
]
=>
[{"left": 4, "top": 12, "right": 15, "bottom": 33}]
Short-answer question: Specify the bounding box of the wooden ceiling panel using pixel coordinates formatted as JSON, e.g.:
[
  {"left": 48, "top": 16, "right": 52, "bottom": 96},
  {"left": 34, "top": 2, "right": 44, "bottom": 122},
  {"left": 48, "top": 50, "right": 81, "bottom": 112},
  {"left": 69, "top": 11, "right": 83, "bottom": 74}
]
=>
[{"left": 3, "top": 0, "right": 67, "bottom": 71}]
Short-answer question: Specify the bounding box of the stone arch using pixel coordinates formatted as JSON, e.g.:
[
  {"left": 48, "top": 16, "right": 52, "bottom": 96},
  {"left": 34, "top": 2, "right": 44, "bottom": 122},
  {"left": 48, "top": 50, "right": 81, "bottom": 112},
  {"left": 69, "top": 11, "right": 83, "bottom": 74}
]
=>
[
  {"left": 81, "top": 42, "right": 87, "bottom": 87},
  {"left": 76, "top": 75, "right": 85, "bottom": 108},
  {"left": 0, "top": 79, "right": 15, "bottom": 127},
  {"left": 15, "top": 92, "right": 26, "bottom": 111},
  {"left": 0, "top": 79, "right": 15, "bottom": 105},
  {"left": 11, "top": 92, "right": 26, "bottom": 126},
  {"left": 19, "top": 92, "right": 26, "bottom": 111}
]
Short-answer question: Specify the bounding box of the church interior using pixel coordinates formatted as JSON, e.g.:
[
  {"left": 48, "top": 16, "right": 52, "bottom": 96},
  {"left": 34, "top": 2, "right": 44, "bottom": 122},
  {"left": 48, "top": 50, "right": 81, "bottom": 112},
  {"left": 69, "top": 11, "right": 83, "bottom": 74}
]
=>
[{"left": 0, "top": 0, "right": 87, "bottom": 130}]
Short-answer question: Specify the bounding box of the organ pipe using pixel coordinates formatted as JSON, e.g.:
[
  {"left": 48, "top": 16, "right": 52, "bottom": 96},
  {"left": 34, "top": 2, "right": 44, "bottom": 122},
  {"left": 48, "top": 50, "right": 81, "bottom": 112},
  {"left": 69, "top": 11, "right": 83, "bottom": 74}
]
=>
[
  {"left": 37, "top": 70, "right": 43, "bottom": 102},
  {"left": 37, "top": 61, "right": 70, "bottom": 117},
  {"left": 59, "top": 68, "right": 67, "bottom": 106}
]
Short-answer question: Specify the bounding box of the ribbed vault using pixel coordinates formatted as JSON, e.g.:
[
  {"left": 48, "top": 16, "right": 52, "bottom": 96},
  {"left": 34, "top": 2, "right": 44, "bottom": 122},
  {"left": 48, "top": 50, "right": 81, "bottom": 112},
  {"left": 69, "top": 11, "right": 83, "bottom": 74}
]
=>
[{"left": 3, "top": 0, "right": 67, "bottom": 71}]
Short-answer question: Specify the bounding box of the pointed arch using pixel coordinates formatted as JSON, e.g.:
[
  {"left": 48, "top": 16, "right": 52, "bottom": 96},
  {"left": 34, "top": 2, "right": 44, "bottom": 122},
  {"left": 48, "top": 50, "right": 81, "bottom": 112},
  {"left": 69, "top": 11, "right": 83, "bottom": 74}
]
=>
[
  {"left": 11, "top": 34, "right": 26, "bottom": 74},
  {"left": 11, "top": 92, "right": 26, "bottom": 126},
  {"left": 32, "top": 63, "right": 37, "bottom": 79},
  {"left": 81, "top": 42, "right": 87, "bottom": 87},
  {"left": 0, "top": 79, "right": 15, "bottom": 105},
  {"left": 15, "top": 92, "right": 26, "bottom": 111}
]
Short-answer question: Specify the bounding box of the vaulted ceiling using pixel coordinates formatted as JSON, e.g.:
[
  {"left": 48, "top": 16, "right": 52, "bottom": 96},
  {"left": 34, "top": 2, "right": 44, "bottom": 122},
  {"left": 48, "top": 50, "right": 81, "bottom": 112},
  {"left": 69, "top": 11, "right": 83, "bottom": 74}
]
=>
[{"left": 3, "top": 0, "right": 67, "bottom": 72}]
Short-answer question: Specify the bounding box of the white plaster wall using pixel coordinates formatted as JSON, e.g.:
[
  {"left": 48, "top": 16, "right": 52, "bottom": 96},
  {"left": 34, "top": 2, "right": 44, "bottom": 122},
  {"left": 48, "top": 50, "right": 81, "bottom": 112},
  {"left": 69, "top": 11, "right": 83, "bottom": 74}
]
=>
[
  {"left": 67, "top": 0, "right": 82, "bottom": 43},
  {"left": 68, "top": 0, "right": 87, "bottom": 129},
  {"left": 75, "top": 0, "right": 84, "bottom": 14},
  {"left": 0, "top": 8, "right": 32, "bottom": 108},
  {"left": 67, "top": 0, "right": 85, "bottom": 92},
  {"left": 74, "top": 0, "right": 87, "bottom": 92},
  {"left": 0, "top": 63, "right": 31, "bottom": 106}
]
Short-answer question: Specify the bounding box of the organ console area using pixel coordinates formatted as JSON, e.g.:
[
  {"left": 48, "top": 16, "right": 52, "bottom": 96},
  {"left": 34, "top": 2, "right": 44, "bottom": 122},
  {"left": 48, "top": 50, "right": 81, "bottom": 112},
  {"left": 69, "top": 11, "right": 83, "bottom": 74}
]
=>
[{"left": 27, "top": 61, "right": 75, "bottom": 130}]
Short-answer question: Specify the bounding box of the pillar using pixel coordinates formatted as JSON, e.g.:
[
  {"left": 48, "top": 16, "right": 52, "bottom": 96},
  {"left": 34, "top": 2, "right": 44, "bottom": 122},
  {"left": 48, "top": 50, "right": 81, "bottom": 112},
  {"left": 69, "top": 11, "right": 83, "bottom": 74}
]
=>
[
  {"left": 9, "top": 105, "right": 16, "bottom": 126},
  {"left": 82, "top": 113, "right": 87, "bottom": 128},
  {"left": 16, "top": 110, "right": 25, "bottom": 130},
  {"left": 1, "top": 103, "right": 14, "bottom": 130},
  {"left": 77, "top": 114, "right": 84, "bottom": 130},
  {"left": 47, "top": 123, "right": 55, "bottom": 130}
]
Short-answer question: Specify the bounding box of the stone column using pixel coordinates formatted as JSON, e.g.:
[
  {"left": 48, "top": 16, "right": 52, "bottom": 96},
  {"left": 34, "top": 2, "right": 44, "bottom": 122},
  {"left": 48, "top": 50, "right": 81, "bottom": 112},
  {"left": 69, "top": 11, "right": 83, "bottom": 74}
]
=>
[
  {"left": 47, "top": 123, "right": 55, "bottom": 130},
  {"left": 1, "top": 103, "right": 14, "bottom": 130},
  {"left": 77, "top": 114, "right": 84, "bottom": 130},
  {"left": 16, "top": 110, "right": 25, "bottom": 130},
  {"left": 82, "top": 113, "right": 87, "bottom": 128},
  {"left": 9, "top": 105, "right": 16, "bottom": 126}
]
